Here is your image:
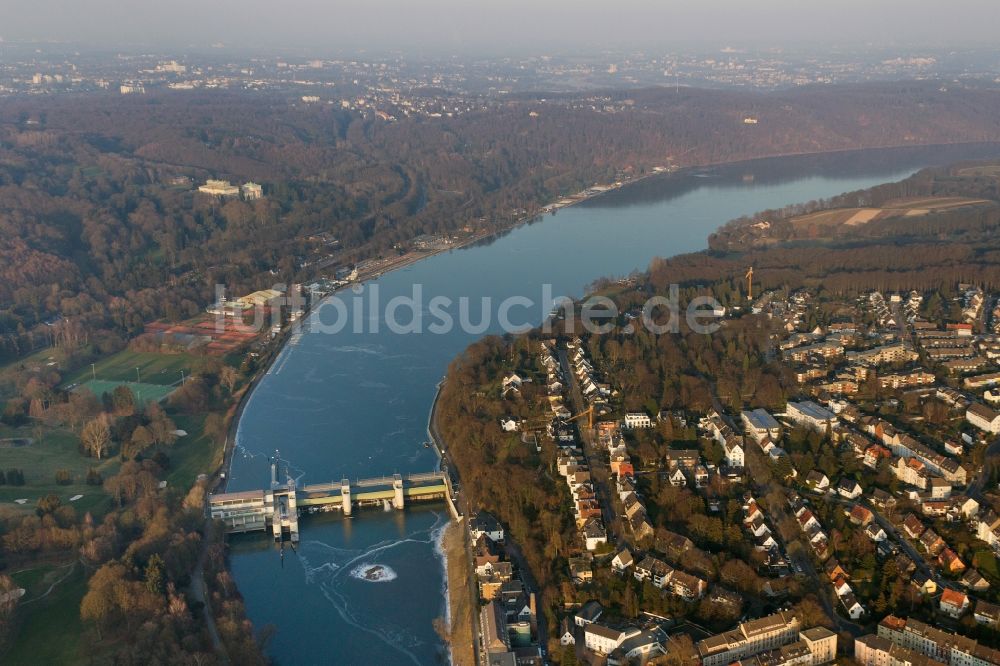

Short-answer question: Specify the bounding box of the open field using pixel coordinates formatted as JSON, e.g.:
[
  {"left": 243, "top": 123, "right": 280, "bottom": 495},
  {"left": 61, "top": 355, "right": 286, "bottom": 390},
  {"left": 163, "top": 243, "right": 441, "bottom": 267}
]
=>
[
  {"left": 76, "top": 379, "right": 177, "bottom": 404},
  {"left": 166, "top": 413, "right": 226, "bottom": 490},
  {"left": 0, "top": 425, "right": 117, "bottom": 519},
  {"left": 62, "top": 349, "right": 193, "bottom": 388},
  {"left": 881, "top": 195, "right": 993, "bottom": 211},
  {"left": 2, "top": 562, "right": 87, "bottom": 665},
  {"left": 789, "top": 196, "right": 993, "bottom": 230},
  {"left": 957, "top": 165, "right": 1000, "bottom": 178}
]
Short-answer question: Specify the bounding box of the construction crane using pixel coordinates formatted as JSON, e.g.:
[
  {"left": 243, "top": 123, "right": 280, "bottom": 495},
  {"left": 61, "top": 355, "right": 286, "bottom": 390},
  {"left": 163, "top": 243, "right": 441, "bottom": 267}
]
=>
[
  {"left": 745, "top": 266, "right": 754, "bottom": 301},
  {"left": 567, "top": 406, "right": 595, "bottom": 430}
]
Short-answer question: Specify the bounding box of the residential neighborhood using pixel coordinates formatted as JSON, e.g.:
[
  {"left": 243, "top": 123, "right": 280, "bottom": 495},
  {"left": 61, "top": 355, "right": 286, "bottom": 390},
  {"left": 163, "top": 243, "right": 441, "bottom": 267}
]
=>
[{"left": 472, "top": 283, "right": 1000, "bottom": 664}]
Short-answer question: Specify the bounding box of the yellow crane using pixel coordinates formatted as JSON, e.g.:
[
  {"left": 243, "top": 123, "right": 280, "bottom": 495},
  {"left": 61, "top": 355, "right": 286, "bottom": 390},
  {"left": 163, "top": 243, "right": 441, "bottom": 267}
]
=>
[
  {"left": 745, "top": 266, "right": 754, "bottom": 301},
  {"left": 567, "top": 406, "right": 595, "bottom": 430}
]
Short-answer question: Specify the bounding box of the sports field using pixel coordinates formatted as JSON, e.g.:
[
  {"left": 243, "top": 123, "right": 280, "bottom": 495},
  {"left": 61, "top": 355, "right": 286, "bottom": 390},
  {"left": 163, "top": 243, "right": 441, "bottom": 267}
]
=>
[
  {"left": 62, "top": 350, "right": 191, "bottom": 403},
  {"left": 63, "top": 349, "right": 193, "bottom": 386},
  {"left": 76, "top": 379, "right": 177, "bottom": 403}
]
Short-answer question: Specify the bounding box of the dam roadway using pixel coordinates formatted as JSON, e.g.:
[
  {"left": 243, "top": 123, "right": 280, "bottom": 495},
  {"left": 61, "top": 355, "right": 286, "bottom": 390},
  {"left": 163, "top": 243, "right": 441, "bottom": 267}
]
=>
[{"left": 210, "top": 468, "right": 456, "bottom": 541}]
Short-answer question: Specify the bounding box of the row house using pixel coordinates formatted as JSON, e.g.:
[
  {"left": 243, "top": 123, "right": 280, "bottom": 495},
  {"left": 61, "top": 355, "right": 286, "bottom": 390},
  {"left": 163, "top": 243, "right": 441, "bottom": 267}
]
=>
[
  {"left": 557, "top": 445, "right": 608, "bottom": 551},
  {"left": 963, "top": 371, "right": 1000, "bottom": 390},
  {"left": 783, "top": 340, "right": 844, "bottom": 363},
  {"left": 879, "top": 370, "right": 937, "bottom": 390},
  {"left": 942, "top": 356, "right": 989, "bottom": 374},
  {"left": 847, "top": 343, "right": 919, "bottom": 366},
  {"left": 744, "top": 495, "right": 783, "bottom": 557},
  {"left": 634, "top": 555, "right": 673, "bottom": 588},
  {"left": 793, "top": 503, "right": 829, "bottom": 558},
  {"left": 892, "top": 456, "right": 931, "bottom": 490},
  {"left": 696, "top": 611, "right": 803, "bottom": 666},
  {"left": 863, "top": 418, "right": 966, "bottom": 485},
  {"left": 877, "top": 614, "right": 1000, "bottom": 665},
  {"left": 925, "top": 346, "right": 977, "bottom": 361},
  {"left": 854, "top": 634, "right": 943, "bottom": 666}
]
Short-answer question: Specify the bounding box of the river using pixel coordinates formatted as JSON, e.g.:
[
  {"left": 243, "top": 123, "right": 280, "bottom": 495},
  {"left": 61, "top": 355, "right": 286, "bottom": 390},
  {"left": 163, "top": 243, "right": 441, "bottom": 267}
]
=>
[{"left": 226, "top": 143, "right": 1000, "bottom": 665}]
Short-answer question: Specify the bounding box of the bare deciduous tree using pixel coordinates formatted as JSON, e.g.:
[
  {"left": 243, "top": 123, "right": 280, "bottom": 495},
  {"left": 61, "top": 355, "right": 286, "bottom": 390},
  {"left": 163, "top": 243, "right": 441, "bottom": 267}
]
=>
[{"left": 81, "top": 414, "right": 113, "bottom": 460}]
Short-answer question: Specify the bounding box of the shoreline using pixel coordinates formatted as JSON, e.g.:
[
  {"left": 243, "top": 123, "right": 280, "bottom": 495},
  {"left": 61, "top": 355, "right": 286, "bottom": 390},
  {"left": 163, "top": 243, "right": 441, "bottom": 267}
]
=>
[
  {"left": 217, "top": 137, "right": 999, "bottom": 660},
  {"left": 427, "top": 379, "right": 479, "bottom": 666}
]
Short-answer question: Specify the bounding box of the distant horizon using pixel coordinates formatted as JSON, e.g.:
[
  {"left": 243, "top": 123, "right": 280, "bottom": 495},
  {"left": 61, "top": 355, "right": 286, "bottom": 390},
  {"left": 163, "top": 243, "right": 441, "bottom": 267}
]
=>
[
  {"left": 3, "top": 0, "right": 1000, "bottom": 56},
  {"left": 3, "top": 39, "right": 1000, "bottom": 65}
]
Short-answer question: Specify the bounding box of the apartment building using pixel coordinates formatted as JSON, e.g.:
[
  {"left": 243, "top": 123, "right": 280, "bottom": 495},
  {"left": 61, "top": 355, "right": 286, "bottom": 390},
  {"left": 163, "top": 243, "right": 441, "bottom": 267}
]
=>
[
  {"left": 697, "top": 611, "right": 802, "bottom": 666},
  {"left": 855, "top": 634, "right": 945, "bottom": 666},
  {"left": 877, "top": 615, "right": 1000, "bottom": 666}
]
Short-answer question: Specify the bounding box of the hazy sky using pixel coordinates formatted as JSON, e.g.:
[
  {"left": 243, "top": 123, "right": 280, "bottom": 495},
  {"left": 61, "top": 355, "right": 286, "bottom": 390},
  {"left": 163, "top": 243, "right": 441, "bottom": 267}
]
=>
[{"left": 4, "top": 0, "right": 1000, "bottom": 54}]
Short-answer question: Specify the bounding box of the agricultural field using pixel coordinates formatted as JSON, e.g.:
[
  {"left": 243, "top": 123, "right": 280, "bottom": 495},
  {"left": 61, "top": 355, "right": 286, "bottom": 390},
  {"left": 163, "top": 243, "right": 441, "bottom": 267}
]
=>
[
  {"left": 788, "top": 196, "right": 993, "bottom": 231},
  {"left": 957, "top": 164, "right": 1000, "bottom": 178}
]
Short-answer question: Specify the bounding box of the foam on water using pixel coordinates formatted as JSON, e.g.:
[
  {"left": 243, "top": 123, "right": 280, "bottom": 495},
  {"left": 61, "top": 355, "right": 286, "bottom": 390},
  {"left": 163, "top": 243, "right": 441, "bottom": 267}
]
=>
[{"left": 349, "top": 563, "right": 398, "bottom": 582}]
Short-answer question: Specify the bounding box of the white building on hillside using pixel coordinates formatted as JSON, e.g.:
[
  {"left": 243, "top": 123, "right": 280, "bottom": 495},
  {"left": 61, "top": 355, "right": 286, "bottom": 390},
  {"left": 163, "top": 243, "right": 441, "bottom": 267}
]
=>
[
  {"left": 623, "top": 412, "right": 652, "bottom": 429},
  {"left": 742, "top": 408, "right": 781, "bottom": 443},
  {"left": 786, "top": 401, "right": 838, "bottom": 432},
  {"left": 967, "top": 402, "right": 1000, "bottom": 434}
]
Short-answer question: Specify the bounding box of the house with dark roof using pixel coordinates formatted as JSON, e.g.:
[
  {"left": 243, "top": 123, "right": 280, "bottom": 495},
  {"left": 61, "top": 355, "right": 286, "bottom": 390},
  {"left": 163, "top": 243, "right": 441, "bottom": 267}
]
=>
[
  {"left": 903, "top": 513, "right": 926, "bottom": 540},
  {"left": 574, "top": 600, "right": 603, "bottom": 627},
  {"left": 918, "top": 528, "right": 945, "bottom": 556},
  {"left": 471, "top": 512, "right": 505, "bottom": 542}
]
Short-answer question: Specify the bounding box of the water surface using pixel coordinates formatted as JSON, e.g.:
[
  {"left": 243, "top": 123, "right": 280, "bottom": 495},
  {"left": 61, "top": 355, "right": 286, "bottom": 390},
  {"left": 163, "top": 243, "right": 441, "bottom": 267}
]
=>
[{"left": 228, "top": 143, "right": 1000, "bottom": 665}]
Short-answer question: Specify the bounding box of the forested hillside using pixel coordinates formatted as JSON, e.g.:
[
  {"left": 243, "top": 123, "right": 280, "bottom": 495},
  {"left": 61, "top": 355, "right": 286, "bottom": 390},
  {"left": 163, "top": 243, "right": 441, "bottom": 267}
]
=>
[{"left": 4, "top": 81, "right": 1000, "bottom": 361}]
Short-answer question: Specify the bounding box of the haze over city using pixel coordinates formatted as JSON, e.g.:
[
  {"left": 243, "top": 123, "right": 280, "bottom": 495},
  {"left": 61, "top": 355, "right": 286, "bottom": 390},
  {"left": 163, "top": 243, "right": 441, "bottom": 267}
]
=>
[{"left": 3, "top": 0, "right": 1000, "bottom": 52}]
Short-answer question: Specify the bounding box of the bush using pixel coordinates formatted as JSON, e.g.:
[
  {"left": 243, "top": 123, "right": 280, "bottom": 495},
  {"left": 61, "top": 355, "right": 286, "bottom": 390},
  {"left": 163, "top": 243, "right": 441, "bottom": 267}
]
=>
[
  {"left": 86, "top": 468, "right": 103, "bottom": 485},
  {"left": 152, "top": 451, "right": 171, "bottom": 470},
  {"left": 35, "top": 493, "right": 61, "bottom": 516},
  {"left": 55, "top": 469, "right": 73, "bottom": 485},
  {"left": 5, "top": 469, "right": 25, "bottom": 486}
]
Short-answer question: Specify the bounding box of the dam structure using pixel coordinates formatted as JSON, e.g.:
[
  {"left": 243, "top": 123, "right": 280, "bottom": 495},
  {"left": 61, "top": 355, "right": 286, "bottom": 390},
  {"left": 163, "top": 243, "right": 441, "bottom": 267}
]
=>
[{"left": 209, "top": 458, "right": 453, "bottom": 542}]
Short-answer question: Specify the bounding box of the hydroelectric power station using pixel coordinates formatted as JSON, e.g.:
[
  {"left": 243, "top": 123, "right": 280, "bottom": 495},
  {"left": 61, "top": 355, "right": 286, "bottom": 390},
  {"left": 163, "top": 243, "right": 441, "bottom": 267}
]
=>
[{"left": 208, "top": 457, "right": 454, "bottom": 542}]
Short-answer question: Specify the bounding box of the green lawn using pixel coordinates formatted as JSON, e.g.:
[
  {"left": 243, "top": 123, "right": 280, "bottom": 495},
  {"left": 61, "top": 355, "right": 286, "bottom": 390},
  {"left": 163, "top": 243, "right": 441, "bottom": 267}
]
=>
[
  {"left": 976, "top": 549, "right": 1000, "bottom": 582},
  {"left": 77, "top": 379, "right": 177, "bottom": 404},
  {"left": 166, "top": 413, "right": 225, "bottom": 491},
  {"left": 2, "top": 562, "right": 88, "bottom": 665},
  {"left": 0, "top": 348, "right": 67, "bottom": 400},
  {"left": 0, "top": 426, "right": 117, "bottom": 519},
  {"left": 62, "top": 350, "right": 194, "bottom": 388}
]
